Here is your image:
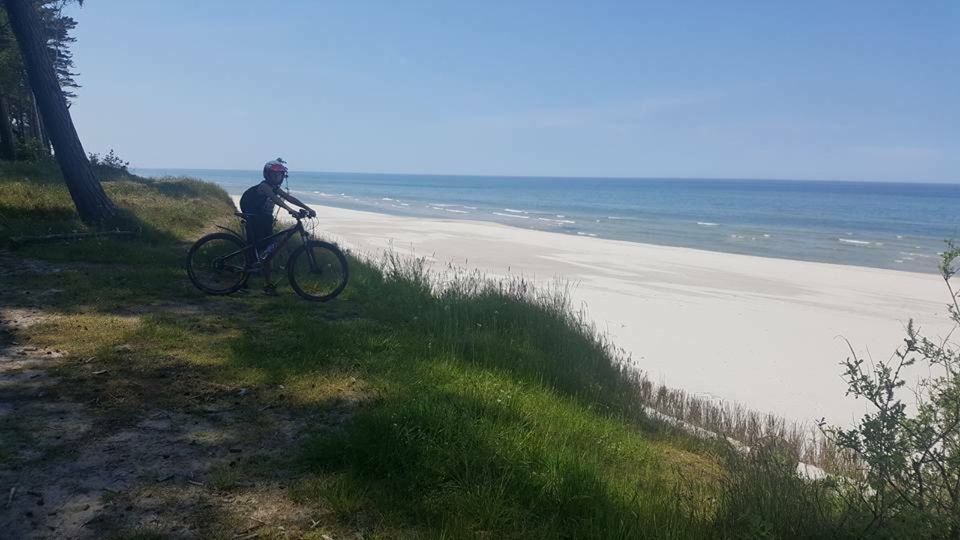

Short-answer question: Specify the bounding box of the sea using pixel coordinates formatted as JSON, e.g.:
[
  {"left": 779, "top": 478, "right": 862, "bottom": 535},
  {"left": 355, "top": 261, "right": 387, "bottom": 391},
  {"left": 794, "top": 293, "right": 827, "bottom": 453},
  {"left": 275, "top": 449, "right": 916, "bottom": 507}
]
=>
[{"left": 137, "top": 168, "right": 960, "bottom": 274}]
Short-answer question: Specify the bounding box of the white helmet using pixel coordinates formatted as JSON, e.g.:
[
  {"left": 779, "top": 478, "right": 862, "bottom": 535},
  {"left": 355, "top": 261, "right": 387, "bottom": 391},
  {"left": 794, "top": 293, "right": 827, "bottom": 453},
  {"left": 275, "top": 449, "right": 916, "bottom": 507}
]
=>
[{"left": 262, "top": 158, "right": 288, "bottom": 182}]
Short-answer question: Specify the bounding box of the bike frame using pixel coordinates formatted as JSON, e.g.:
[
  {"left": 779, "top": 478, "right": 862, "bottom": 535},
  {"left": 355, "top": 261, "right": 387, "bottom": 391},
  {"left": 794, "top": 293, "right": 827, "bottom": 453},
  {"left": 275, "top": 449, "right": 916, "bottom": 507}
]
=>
[{"left": 218, "top": 217, "right": 316, "bottom": 273}]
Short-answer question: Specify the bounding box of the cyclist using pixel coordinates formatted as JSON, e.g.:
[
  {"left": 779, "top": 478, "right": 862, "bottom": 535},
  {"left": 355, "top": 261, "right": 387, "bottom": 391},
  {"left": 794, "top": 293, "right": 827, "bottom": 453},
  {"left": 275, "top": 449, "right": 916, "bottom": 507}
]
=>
[{"left": 239, "top": 158, "right": 316, "bottom": 295}]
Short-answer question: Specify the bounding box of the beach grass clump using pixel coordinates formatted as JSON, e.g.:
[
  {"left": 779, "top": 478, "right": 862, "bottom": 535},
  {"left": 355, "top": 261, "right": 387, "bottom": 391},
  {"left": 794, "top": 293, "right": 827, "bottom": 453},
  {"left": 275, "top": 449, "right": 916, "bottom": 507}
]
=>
[
  {"left": 0, "top": 161, "right": 235, "bottom": 266},
  {"left": 362, "top": 249, "right": 864, "bottom": 476}
]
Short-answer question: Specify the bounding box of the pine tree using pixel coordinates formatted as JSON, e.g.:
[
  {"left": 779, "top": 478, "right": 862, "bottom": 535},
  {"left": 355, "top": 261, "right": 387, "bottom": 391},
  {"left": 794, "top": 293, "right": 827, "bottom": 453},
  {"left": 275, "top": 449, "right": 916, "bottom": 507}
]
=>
[
  {"left": 0, "top": 1, "right": 83, "bottom": 157},
  {"left": 4, "top": 0, "right": 115, "bottom": 223}
]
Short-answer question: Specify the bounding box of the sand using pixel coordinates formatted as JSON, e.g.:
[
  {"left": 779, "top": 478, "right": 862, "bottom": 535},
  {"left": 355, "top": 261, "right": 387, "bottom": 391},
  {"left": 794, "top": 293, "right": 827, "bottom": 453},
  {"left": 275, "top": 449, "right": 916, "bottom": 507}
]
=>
[{"left": 234, "top": 197, "right": 954, "bottom": 425}]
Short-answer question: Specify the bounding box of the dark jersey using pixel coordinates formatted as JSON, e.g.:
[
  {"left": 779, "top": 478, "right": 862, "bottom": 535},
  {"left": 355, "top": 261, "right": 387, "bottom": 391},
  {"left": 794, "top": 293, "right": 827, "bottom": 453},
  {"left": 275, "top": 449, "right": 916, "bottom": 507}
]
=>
[{"left": 239, "top": 181, "right": 280, "bottom": 216}]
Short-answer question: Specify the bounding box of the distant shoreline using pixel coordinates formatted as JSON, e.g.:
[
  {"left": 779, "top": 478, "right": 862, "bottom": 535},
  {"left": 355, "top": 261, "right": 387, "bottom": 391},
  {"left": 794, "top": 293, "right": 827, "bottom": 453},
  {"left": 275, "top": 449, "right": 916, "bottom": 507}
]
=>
[{"left": 143, "top": 169, "right": 960, "bottom": 274}]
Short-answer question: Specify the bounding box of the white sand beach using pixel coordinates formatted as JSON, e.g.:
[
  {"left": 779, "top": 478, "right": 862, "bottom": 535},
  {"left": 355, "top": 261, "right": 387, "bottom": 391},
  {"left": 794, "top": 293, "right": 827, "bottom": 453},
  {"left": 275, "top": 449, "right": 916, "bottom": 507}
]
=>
[{"left": 237, "top": 197, "right": 954, "bottom": 425}]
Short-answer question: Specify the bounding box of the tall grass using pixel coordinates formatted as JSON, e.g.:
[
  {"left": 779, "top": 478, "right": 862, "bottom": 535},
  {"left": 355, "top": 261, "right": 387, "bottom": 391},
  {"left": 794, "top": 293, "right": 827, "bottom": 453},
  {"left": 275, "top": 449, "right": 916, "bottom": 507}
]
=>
[{"left": 359, "top": 250, "right": 860, "bottom": 476}]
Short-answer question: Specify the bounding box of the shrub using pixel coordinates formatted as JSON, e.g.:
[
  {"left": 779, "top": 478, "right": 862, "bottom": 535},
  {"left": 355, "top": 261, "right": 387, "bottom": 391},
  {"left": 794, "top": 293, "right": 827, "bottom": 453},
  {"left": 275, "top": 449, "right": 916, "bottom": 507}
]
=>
[
  {"left": 820, "top": 241, "right": 960, "bottom": 537},
  {"left": 88, "top": 148, "right": 130, "bottom": 179},
  {"left": 15, "top": 137, "right": 52, "bottom": 162}
]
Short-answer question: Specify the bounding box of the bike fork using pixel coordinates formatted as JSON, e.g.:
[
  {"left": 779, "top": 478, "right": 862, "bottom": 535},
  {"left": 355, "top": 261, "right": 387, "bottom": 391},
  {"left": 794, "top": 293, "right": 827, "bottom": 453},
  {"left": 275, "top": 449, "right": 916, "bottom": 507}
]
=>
[{"left": 301, "top": 231, "right": 319, "bottom": 271}]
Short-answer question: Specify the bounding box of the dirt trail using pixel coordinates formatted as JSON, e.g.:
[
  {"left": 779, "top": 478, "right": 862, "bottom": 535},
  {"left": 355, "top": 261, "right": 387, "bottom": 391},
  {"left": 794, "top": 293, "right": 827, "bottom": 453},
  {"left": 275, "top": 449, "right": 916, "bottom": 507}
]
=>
[{"left": 0, "top": 253, "right": 355, "bottom": 539}]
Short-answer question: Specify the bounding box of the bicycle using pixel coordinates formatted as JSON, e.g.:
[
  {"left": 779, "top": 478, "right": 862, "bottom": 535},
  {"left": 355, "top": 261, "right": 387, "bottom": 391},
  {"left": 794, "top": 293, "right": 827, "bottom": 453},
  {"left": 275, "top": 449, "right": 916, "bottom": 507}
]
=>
[{"left": 186, "top": 209, "right": 349, "bottom": 301}]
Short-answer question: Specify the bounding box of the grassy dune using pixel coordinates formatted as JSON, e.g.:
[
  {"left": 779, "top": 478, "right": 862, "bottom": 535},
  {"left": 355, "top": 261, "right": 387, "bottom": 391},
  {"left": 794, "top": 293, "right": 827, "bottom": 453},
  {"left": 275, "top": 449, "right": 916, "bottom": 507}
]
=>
[{"left": 0, "top": 162, "right": 878, "bottom": 538}]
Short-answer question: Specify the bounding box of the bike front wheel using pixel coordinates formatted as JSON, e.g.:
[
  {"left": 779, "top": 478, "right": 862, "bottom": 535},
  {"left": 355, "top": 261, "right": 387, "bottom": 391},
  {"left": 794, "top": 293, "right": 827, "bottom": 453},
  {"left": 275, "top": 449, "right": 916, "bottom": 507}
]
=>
[
  {"left": 186, "top": 232, "right": 250, "bottom": 295},
  {"left": 287, "top": 240, "right": 349, "bottom": 302}
]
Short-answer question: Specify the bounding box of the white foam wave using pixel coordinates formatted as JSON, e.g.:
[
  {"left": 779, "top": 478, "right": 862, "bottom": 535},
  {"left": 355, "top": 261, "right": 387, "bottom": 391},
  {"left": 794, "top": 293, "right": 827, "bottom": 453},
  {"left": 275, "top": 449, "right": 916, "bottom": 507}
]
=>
[
  {"left": 537, "top": 218, "right": 576, "bottom": 225},
  {"left": 838, "top": 238, "right": 871, "bottom": 246},
  {"left": 504, "top": 208, "right": 527, "bottom": 214},
  {"left": 697, "top": 222, "right": 719, "bottom": 227},
  {"left": 493, "top": 212, "right": 529, "bottom": 219}
]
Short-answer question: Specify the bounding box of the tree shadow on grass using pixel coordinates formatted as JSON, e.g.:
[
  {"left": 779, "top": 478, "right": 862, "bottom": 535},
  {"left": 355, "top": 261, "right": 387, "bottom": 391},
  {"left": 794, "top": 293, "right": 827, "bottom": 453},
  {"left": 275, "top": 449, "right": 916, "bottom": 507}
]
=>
[{"left": 0, "top": 300, "right": 373, "bottom": 538}]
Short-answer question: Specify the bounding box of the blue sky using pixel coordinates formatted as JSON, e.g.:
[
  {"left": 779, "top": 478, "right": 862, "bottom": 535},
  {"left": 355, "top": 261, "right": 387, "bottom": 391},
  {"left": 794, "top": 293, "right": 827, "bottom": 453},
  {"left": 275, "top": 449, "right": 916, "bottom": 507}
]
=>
[{"left": 66, "top": 1, "right": 959, "bottom": 182}]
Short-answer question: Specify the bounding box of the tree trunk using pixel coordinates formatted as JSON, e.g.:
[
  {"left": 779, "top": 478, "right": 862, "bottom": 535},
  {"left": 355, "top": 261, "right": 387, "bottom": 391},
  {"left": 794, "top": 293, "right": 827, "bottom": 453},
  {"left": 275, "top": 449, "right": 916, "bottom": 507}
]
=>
[
  {"left": 0, "top": 94, "right": 15, "bottom": 160},
  {"left": 35, "top": 97, "right": 51, "bottom": 153},
  {"left": 3, "top": 0, "right": 115, "bottom": 223},
  {"left": 29, "top": 92, "right": 49, "bottom": 155}
]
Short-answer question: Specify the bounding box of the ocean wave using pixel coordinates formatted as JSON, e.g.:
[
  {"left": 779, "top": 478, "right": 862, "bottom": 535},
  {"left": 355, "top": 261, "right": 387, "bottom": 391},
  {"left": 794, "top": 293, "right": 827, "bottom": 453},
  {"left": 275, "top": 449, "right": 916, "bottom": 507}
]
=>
[
  {"left": 838, "top": 238, "right": 872, "bottom": 246},
  {"left": 697, "top": 222, "right": 719, "bottom": 227},
  {"left": 537, "top": 218, "right": 576, "bottom": 225},
  {"left": 493, "top": 212, "right": 530, "bottom": 219},
  {"left": 504, "top": 208, "right": 527, "bottom": 214},
  {"left": 445, "top": 209, "right": 469, "bottom": 214},
  {"left": 576, "top": 231, "right": 598, "bottom": 237},
  {"left": 382, "top": 197, "right": 394, "bottom": 201}
]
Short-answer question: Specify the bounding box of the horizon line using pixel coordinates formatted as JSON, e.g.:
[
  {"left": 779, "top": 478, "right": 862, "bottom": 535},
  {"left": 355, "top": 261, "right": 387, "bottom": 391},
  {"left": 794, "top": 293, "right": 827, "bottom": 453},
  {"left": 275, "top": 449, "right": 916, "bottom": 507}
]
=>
[{"left": 131, "top": 166, "right": 960, "bottom": 186}]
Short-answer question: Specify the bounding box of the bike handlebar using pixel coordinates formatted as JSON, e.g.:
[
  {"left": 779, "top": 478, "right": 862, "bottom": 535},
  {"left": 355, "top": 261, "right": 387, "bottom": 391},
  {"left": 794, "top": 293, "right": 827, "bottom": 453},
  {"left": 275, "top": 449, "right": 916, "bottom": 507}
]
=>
[{"left": 291, "top": 209, "right": 314, "bottom": 220}]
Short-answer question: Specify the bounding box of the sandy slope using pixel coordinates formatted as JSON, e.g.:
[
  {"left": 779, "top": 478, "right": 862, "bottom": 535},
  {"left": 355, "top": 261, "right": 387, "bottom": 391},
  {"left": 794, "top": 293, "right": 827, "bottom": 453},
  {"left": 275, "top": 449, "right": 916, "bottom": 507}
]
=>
[{"left": 238, "top": 197, "right": 953, "bottom": 425}]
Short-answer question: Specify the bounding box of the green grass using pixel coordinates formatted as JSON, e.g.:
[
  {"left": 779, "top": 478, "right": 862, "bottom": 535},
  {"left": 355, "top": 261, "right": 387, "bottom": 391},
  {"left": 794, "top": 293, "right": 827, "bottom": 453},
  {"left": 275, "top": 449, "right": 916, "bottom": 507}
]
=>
[{"left": 1, "top": 160, "right": 880, "bottom": 538}]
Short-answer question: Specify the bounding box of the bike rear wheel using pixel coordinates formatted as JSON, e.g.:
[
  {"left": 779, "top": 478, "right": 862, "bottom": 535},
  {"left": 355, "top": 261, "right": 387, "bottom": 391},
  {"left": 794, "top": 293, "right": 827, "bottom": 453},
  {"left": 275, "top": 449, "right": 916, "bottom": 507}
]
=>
[
  {"left": 287, "top": 240, "right": 349, "bottom": 302},
  {"left": 186, "top": 233, "right": 250, "bottom": 295}
]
